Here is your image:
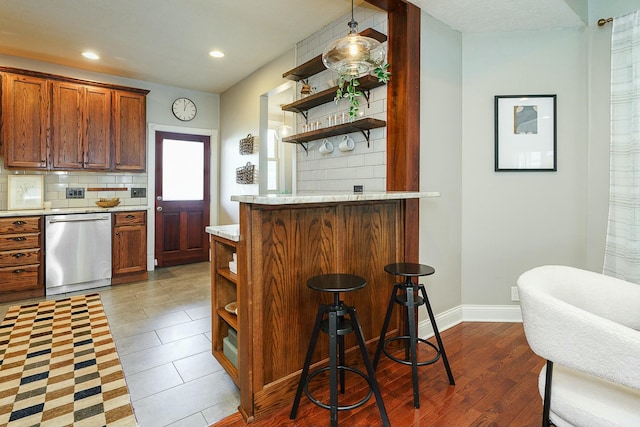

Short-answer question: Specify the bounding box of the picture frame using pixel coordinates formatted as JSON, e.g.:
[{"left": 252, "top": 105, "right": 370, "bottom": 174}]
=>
[
  {"left": 495, "top": 95, "right": 557, "bottom": 171},
  {"left": 7, "top": 175, "right": 44, "bottom": 210}
]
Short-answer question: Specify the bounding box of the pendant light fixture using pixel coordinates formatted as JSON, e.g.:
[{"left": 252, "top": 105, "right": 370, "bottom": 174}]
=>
[
  {"left": 322, "top": 0, "right": 386, "bottom": 77},
  {"left": 276, "top": 106, "right": 293, "bottom": 139}
]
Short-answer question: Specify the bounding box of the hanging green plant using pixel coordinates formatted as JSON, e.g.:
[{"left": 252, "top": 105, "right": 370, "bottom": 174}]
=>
[{"left": 334, "top": 63, "right": 391, "bottom": 121}]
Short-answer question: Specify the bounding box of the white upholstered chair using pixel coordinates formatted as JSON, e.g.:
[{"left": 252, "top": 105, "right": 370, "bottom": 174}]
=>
[{"left": 517, "top": 265, "right": 640, "bottom": 427}]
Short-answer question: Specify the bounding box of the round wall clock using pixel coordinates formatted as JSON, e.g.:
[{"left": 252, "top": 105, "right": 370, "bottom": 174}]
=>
[{"left": 172, "top": 97, "right": 197, "bottom": 121}]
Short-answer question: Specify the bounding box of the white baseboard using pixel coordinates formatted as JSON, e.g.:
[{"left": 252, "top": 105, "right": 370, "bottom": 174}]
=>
[{"left": 418, "top": 304, "right": 522, "bottom": 338}]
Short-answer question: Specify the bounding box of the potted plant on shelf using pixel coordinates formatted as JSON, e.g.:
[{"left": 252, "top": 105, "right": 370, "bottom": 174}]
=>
[{"left": 334, "top": 63, "right": 390, "bottom": 121}]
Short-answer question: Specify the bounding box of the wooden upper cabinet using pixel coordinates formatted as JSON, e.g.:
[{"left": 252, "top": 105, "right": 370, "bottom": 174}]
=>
[
  {"left": 1, "top": 73, "right": 49, "bottom": 169},
  {"left": 114, "top": 90, "right": 146, "bottom": 171},
  {"left": 51, "top": 81, "right": 83, "bottom": 169},
  {"left": 1, "top": 67, "right": 148, "bottom": 172},
  {"left": 84, "top": 86, "right": 112, "bottom": 169},
  {"left": 51, "top": 82, "right": 112, "bottom": 170}
]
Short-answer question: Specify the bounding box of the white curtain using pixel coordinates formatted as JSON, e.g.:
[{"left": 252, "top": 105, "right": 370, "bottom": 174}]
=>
[{"left": 604, "top": 10, "right": 640, "bottom": 283}]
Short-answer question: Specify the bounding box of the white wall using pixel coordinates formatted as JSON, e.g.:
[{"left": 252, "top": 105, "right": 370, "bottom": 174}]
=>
[
  {"left": 218, "top": 51, "right": 295, "bottom": 224},
  {"left": 419, "top": 13, "right": 463, "bottom": 314},
  {"left": 460, "top": 28, "right": 589, "bottom": 305}
]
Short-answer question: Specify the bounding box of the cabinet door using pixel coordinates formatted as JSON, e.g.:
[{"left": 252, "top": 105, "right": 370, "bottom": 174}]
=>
[
  {"left": 84, "top": 86, "right": 112, "bottom": 169},
  {"left": 1, "top": 73, "right": 49, "bottom": 169},
  {"left": 51, "top": 83, "right": 112, "bottom": 170},
  {"left": 113, "top": 90, "right": 146, "bottom": 171},
  {"left": 113, "top": 224, "right": 147, "bottom": 275},
  {"left": 51, "top": 81, "right": 84, "bottom": 169}
]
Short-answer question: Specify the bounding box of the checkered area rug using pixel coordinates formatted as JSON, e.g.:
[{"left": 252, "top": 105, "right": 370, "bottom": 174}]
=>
[{"left": 0, "top": 294, "right": 137, "bottom": 426}]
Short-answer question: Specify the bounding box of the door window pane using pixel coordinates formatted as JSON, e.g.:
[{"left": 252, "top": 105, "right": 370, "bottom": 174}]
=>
[{"left": 162, "top": 139, "right": 204, "bottom": 201}]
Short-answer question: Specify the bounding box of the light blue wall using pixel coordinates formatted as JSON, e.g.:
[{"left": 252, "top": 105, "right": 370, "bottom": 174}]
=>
[{"left": 589, "top": 0, "right": 639, "bottom": 24}]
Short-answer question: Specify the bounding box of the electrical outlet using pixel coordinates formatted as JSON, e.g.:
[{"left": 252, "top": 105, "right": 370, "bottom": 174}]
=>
[
  {"left": 66, "top": 187, "right": 85, "bottom": 199},
  {"left": 511, "top": 286, "right": 519, "bottom": 302},
  {"left": 131, "top": 187, "right": 146, "bottom": 198}
]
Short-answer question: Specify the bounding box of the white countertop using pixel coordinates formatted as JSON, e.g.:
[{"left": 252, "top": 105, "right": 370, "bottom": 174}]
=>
[
  {"left": 0, "top": 205, "right": 149, "bottom": 218},
  {"left": 230, "top": 191, "right": 440, "bottom": 205},
  {"left": 206, "top": 224, "right": 240, "bottom": 242}
]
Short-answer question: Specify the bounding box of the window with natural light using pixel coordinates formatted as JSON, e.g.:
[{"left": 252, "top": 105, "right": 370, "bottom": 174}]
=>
[
  {"left": 162, "top": 139, "right": 204, "bottom": 201},
  {"left": 267, "top": 129, "right": 279, "bottom": 192}
]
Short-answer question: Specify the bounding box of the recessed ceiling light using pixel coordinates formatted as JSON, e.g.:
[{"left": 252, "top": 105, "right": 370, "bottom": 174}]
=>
[
  {"left": 82, "top": 51, "right": 99, "bottom": 60},
  {"left": 209, "top": 50, "right": 224, "bottom": 58}
]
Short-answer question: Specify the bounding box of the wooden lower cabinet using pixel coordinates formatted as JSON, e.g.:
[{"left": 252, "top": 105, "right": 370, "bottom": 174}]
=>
[
  {"left": 235, "top": 199, "right": 406, "bottom": 422},
  {"left": 112, "top": 211, "right": 148, "bottom": 285},
  {"left": 0, "top": 216, "right": 44, "bottom": 302},
  {"left": 210, "top": 235, "right": 240, "bottom": 386}
]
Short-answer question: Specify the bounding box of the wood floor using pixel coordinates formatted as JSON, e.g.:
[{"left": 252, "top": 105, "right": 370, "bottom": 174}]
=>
[{"left": 213, "top": 322, "right": 546, "bottom": 427}]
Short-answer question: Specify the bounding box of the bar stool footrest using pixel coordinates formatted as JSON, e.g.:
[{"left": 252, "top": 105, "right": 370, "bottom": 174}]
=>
[
  {"left": 304, "top": 366, "right": 373, "bottom": 411},
  {"left": 382, "top": 336, "right": 441, "bottom": 366},
  {"left": 394, "top": 293, "right": 425, "bottom": 307}
]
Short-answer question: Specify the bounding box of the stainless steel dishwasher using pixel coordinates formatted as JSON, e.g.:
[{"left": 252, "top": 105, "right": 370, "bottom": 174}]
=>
[{"left": 45, "top": 213, "right": 112, "bottom": 295}]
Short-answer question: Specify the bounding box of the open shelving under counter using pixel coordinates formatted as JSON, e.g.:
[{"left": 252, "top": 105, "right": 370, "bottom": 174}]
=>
[
  {"left": 206, "top": 225, "right": 241, "bottom": 387},
  {"left": 281, "top": 117, "right": 386, "bottom": 150}
]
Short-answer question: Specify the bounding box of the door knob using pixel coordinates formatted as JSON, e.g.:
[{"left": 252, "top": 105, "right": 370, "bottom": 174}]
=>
[
  {"left": 156, "top": 196, "right": 163, "bottom": 201},
  {"left": 156, "top": 206, "right": 163, "bottom": 211}
]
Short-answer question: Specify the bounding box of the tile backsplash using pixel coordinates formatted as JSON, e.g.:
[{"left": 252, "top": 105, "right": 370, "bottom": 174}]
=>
[
  {"left": 0, "top": 157, "right": 148, "bottom": 211},
  {"left": 294, "top": 5, "right": 388, "bottom": 193}
]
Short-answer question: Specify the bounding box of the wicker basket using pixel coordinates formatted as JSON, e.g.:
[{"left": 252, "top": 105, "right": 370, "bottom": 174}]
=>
[
  {"left": 239, "top": 134, "right": 254, "bottom": 155},
  {"left": 95, "top": 198, "right": 120, "bottom": 208},
  {"left": 236, "top": 162, "right": 255, "bottom": 184}
]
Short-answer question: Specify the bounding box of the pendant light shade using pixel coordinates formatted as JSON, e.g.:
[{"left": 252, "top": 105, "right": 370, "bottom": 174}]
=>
[
  {"left": 322, "top": 0, "right": 385, "bottom": 77},
  {"left": 277, "top": 107, "right": 293, "bottom": 139}
]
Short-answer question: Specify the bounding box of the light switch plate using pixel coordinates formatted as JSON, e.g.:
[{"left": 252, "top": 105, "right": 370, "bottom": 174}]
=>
[{"left": 131, "top": 188, "right": 146, "bottom": 198}]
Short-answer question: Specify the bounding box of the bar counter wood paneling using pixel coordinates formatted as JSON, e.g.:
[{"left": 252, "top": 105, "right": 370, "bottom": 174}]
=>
[{"left": 230, "top": 192, "right": 437, "bottom": 422}]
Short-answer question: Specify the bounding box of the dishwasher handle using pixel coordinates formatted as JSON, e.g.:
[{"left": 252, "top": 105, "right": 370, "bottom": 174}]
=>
[{"left": 48, "top": 217, "right": 111, "bottom": 224}]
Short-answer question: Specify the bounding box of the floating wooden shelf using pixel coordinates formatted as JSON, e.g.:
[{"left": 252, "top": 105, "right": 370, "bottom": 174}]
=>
[
  {"left": 282, "top": 75, "right": 385, "bottom": 116},
  {"left": 213, "top": 349, "right": 239, "bottom": 386},
  {"left": 282, "top": 117, "right": 386, "bottom": 149},
  {"left": 217, "top": 307, "right": 238, "bottom": 330},
  {"left": 282, "top": 28, "right": 388, "bottom": 82},
  {"left": 217, "top": 267, "right": 237, "bottom": 285},
  {"left": 87, "top": 187, "right": 128, "bottom": 192}
]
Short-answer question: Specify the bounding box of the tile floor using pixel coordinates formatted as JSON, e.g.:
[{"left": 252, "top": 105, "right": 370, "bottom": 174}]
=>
[{"left": 0, "top": 262, "right": 240, "bottom": 427}]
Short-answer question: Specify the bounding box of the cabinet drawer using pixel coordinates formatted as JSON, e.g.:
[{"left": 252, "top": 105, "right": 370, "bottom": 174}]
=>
[
  {"left": 0, "top": 233, "right": 40, "bottom": 250},
  {"left": 114, "top": 211, "right": 146, "bottom": 226},
  {"left": 0, "top": 217, "right": 41, "bottom": 234},
  {"left": 0, "top": 264, "right": 40, "bottom": 292},
  {"left": 0, "top": 248, "right": 40, "bottom": 268}
]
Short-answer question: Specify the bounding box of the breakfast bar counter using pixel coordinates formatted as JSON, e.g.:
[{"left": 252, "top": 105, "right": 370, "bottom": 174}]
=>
[{"left": 209, "top": 191, "right": 437, "bottom": 422}]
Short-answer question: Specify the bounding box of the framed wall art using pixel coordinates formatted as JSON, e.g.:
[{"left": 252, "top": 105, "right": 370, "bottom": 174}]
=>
[
  {"left": 495, "top": 95, "right": 557, "bottom": 171},
  {"left": 7, "top": 175, "right": 44, "bottom": 210}
]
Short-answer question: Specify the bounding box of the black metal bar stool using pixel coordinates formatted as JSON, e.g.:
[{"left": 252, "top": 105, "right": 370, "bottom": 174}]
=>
[
  {"left": 373, "top": 263, "right": 455, "bottom": 408},
  {"left": 290, "top": 273, "right": 390, "bottom": 427}
]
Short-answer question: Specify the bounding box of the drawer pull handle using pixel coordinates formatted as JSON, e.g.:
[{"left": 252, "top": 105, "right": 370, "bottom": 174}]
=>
[
  {"left": 126, "top": 214, "right": 135, "bottom": 219},
  {"left": 12, "top": 237, "right": 27, "bottom": 242},
  {"left": 12, "top": 220, "right": 26, "bottom": 226},
  {"left": 12, "top": 253, "right": 26, "bottom": 258},
  {"left": 12, "top": 269, "right": 25, "bottom": 274}
]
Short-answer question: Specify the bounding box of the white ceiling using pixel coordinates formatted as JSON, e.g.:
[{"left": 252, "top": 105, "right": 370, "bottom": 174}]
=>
[
  {"left": 0, "top": 0, "right": 585, "bottom": 94},
  {"left": 414, "top": 0, "right": 585, "bottom": 33}
]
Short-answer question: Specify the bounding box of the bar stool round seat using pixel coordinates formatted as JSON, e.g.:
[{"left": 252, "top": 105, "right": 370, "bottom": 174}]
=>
[
  {"left": 290, "top": 273, "right": 389, "bottom": 427},
  {"left": 374, "top": 263, "right": 455, "bottom": 409}
]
